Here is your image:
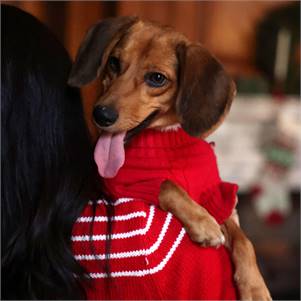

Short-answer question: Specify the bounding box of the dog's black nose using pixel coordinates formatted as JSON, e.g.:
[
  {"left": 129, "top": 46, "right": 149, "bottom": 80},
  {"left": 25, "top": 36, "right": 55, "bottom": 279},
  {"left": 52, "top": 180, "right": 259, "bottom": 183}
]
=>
[{"left": 93, "top": 106, "right": 119, "bottom": 127}]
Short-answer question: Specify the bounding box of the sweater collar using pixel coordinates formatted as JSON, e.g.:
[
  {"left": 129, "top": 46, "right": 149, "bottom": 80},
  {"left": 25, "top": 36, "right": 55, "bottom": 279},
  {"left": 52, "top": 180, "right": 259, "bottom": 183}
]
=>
[{"left": 125, "top": 126, "right": 208, "bottom": 150}]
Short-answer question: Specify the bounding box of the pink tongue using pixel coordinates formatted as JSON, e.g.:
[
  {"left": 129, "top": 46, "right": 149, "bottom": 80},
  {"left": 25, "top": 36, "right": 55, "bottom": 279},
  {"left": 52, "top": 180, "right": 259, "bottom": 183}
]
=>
[{"left": 94, "top": 132, "right": 126, "bottom": 178}]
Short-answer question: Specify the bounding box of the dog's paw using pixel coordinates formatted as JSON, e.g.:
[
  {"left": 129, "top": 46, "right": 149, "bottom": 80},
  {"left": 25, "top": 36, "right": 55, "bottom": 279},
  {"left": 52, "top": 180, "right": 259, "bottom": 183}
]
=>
[
  {"left": 185, "top": 215, "right": 225, "bottom": 247},
  {"left": 235, "top": 270, "right": 272, "bottom": 301}
]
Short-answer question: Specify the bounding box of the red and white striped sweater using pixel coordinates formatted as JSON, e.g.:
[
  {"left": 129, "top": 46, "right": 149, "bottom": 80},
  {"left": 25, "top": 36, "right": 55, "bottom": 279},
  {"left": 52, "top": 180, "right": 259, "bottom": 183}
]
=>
[{"left": 72, "top": 128, "right": 238, "bottom": 300}]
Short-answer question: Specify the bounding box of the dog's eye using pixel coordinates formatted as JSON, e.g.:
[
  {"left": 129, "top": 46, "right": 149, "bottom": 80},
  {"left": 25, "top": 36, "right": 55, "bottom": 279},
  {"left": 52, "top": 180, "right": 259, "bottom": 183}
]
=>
[
  {"left": 144, "top": 72, "right": 167, "bottom": 88},
  {"left": 108, "top": 56, "right": 120, "bottom": 74}
]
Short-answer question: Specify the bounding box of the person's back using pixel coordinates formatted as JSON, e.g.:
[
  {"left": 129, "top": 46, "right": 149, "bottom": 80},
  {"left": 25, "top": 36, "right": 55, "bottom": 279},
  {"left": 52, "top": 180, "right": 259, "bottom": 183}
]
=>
[{"left": 1, "top": 5, "right": 101, "bottom": 299}]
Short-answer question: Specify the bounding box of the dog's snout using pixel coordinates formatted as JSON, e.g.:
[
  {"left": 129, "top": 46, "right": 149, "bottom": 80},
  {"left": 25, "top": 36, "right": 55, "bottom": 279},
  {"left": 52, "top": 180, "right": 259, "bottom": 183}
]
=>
[{"left": 93, "top": 106, "right": 119, "bottom": 127}]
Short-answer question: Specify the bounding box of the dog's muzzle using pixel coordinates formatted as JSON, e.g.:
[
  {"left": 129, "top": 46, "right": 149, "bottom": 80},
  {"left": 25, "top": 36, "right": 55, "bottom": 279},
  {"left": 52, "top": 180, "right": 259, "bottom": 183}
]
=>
[{"left": 124, "top": 110, "right": 159, "bottom": 144}]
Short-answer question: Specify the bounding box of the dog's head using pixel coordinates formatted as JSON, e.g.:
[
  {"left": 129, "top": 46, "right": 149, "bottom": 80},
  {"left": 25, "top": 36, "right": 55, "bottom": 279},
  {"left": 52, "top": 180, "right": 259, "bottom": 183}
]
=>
[{"left": 69, "top": 16, "right": 236, "bottom": 139}]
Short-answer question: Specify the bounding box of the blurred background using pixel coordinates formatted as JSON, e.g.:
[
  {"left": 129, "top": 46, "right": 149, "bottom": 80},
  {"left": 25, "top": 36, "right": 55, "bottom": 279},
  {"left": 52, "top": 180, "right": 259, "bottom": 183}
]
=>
[{"left": 3, "top": 1, "right": 300, "bottom": 299}]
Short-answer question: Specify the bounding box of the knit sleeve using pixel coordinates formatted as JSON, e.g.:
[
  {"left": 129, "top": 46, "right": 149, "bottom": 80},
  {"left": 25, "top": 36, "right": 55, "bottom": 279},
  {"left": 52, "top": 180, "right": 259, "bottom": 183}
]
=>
[{"left": 200, "top": 182, "right": 239, "bottom": 225}]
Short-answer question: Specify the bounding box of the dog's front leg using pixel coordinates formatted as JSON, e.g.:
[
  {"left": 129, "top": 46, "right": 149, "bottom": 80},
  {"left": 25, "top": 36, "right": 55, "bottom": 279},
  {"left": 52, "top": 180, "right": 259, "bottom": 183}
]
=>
[
  {"left": 159, "top": 179, "right": 225, "bottom": 247},
  {"left": 222, "top": 214, "right": 272, "bottom": 301}
]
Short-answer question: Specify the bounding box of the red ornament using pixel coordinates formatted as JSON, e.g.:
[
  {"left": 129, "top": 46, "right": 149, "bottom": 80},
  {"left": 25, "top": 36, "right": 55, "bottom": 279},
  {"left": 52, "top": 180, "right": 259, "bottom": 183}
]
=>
[{"left": 265, "top": 210, "right": 285, "bottom": 225}]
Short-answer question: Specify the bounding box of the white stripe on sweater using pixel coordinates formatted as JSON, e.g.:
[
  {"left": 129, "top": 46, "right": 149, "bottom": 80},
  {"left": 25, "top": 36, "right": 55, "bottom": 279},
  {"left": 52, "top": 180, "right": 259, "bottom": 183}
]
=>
[
  {"left": 74, "top": 213, "right": 172, "bottom": 260},
  {"left": 76, "top": 211, "right": 147, "bottom": 223},
  {"left": 89, "top": 228, "right": 186, "bottom": 278},
  {"left": 88, "top": 198, "right": 136, "bottom": 206},
  {"left": 71, "top": 206, "right": 155, "bottom": 241}
]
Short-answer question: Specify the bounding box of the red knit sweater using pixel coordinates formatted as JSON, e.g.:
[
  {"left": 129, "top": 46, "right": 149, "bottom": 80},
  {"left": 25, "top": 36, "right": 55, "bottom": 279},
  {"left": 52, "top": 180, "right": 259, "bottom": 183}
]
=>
[{"left": 72, "top": 128, "right": 238, "bottom": 300}]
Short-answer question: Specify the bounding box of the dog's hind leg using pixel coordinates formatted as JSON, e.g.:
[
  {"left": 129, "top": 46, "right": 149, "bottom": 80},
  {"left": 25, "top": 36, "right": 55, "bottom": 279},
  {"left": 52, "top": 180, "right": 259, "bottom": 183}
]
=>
[{"left": 222, "top": 215, "right": 272, "bottom": 301}]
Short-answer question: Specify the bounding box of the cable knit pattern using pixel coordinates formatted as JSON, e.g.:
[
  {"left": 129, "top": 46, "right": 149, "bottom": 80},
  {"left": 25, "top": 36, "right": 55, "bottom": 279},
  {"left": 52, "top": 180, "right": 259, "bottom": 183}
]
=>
[{"left": 72, "top": 128, "right": 238, "bottom": 300}]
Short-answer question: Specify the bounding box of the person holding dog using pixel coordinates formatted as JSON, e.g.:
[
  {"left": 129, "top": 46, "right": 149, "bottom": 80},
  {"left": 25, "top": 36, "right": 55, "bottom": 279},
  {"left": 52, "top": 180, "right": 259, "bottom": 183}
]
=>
[{"left": 1, "top": 5, "right": 102, "bottom": 299}]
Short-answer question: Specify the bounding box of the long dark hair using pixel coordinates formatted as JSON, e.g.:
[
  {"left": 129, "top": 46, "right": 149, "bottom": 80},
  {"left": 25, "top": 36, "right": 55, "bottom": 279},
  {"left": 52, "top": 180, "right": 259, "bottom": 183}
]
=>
[{"left": 1, "top": 5, "right": 102, "bottom": 299}]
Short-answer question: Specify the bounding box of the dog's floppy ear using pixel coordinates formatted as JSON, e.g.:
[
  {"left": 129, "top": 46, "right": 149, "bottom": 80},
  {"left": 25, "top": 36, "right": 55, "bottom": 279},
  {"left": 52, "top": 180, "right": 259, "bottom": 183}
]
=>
[
  {"left": 176, "top": 42, "right": 236, "bottom": 137},
  {"left": 68, "top": 16, "right": 138, "bottom": 87}
]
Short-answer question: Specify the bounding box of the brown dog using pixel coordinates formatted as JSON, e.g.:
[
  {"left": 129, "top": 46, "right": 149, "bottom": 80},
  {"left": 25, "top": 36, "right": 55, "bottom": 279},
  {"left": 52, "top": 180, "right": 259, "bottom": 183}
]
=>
[{"left": 69, "top": 16, "right": 271, "bottom": 300}]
